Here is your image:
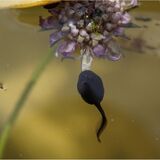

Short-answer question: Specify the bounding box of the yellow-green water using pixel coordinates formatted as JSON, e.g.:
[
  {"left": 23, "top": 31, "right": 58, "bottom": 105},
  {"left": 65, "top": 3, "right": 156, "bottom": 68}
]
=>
[{"left": 0, "top": 2, "right": 160, "bottom": 158}]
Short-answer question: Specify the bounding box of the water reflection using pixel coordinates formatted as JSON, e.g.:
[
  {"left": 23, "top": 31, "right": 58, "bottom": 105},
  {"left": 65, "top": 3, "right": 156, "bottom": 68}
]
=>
[{"left": 0, "top": 2, "right": 160, "bottom": 158}]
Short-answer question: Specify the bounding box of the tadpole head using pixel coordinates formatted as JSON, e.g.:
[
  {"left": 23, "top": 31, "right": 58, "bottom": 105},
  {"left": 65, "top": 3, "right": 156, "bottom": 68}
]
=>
[
  {"left": 77, "top": 70, "right": 104, "bottom": 105},
  {"left": 77, "top": 70, "right": 107, "bottom": 142}
]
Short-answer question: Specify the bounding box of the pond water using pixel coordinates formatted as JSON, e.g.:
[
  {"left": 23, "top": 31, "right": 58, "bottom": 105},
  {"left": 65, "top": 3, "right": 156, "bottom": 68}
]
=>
[{"left": 0, "top": 1, "right": 160, "bottom": 158}]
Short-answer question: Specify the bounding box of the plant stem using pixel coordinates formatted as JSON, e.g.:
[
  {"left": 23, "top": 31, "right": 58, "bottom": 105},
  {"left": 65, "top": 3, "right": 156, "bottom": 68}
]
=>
[{"left": 0, "top": 47, "right": 55, "bottom": 158}]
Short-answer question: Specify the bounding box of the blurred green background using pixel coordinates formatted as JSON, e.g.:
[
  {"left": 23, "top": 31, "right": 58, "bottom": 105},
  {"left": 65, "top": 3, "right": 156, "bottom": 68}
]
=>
[{"left": 0, "top": 1, "right": 160, "bottom": 158}]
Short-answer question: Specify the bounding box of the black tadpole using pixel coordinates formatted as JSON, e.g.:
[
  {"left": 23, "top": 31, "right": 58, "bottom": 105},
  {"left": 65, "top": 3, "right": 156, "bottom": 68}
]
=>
[{"left": 77, "top": 70, "right": 107, "bottom": 142}]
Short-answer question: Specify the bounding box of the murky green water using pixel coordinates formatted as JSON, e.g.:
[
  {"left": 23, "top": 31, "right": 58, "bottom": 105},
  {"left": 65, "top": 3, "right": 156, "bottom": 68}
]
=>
[{"left": 0, "top": 1, "right": 160, "bottom": 158}]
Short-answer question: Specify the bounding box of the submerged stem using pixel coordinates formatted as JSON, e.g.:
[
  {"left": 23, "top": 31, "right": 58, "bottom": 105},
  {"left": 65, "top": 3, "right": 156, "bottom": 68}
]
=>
[
  {"left": 81, "top": 48, "right": 93, "bottom": 72},
  {"left": 0, "top": 46, "right": 56, "bottom": 158}
]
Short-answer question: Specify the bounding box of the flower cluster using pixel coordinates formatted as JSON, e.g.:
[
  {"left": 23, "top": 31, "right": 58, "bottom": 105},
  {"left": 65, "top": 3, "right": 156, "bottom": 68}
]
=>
[{"left": 40, "top": 0, "right": 137, "bottom": 69}]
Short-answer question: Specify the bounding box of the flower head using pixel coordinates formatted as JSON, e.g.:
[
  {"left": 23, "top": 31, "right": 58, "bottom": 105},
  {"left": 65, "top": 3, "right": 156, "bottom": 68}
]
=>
[{"left": 40, "top": 0, "right": 138, "bottom": 70}]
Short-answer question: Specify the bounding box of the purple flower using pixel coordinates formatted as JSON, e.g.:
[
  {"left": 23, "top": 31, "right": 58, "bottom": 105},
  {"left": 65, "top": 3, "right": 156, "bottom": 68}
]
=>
[
  {"left": 39, "top": 16, "right": 59, "bottom": 30},
  {"left": 80, "top": 29, "right": 89, "bottom": 37},
  {"left": 106, "top": 52, "right": 122, "bottom": 61},
  {"left": 93, "top": 45, "right": 106, "bottom": 57},
  {"left": 121, "top": 13, "right": 131, "bottom": 24},
  {"left": 57, "top": 41, "right": 76, "bottom": 57},
  {"left": 131, "top": 0, "right": 138, "bottom": 6},
  {"left": 107, "top": 40, "right": 122, "bottom": 61},
  {"left": 114, "top": 27, "right": 124, "bottom": 36},
  {"left": 112, "top": 12, "right": 122, "bottom": 23},
  {"left": 40, "top": 0, "right": 138, "bottom": 69},
  {"left": 50, "top": 32, "right": 63, "bottom": 46}
]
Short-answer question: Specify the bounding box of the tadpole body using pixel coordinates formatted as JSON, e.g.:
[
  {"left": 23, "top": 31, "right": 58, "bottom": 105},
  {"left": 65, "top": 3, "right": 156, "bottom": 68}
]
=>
[{"left": 77, "top": 70, "right": 107, "bottom": 142}]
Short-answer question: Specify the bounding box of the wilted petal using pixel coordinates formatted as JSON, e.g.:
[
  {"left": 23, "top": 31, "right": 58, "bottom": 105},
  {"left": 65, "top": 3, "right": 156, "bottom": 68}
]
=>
[
  {"left": 130, "top": 0, "right": 138, "bottom": 6},
  {"left": 80, "top": 29, "right": 89, "bottom": 38},
  {"left": 39, "top": 16, "right": 59, "bottom": 30},
  {"left": 77, "top": 35, "right": 85, "bottom": 43},
  {"left": 106, "top": 23, "right": 113, "bottom": 32},
  {"left": 112, "top": 12, "right": 122, "bottom": 23},
  {"left": 107, "top": 40, "right": 122, "bottom": 61},
  {"left": 121, "top": 13, "right": 131, "bottom": 24},
  {"left": 68, "top": 22, "right": 76, "bottom": 28},
  {"left": 50, "top": 32, "right": 63, "bottom": 46},
  {"left": 93, "top": 44, "right": 106, "bottom": 57},
  {"left": 106, "top": 51, "right": 121, "bottom": 61},
  {"left": 91, "top": 33, "right": 105, "bottom": 41},
  {"left": 61, "top": 24, "right": 70, "bottom": 32},
  {"left": 58, "top": 41, "right": 76, "bottom": 56},
  {"left": 77, "top": 20, "right": 84, "bottom": 28},
  {"left": 92, "top": 39, "right": 99, "bottom": 47},
  {"left": 114, "top": 27, "right": 124, "bottom": 36},
  {"left": 86, "top": 22, "right": 93, "bottom": 31},
  {"left": 71, "top": 27, "right": 79, "bottom": 36}
]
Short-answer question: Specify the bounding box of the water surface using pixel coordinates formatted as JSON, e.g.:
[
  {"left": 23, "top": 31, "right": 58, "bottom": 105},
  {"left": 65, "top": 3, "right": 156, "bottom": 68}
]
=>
[{"left": 0, "top": 1, "right": 160, "bottom": 158}]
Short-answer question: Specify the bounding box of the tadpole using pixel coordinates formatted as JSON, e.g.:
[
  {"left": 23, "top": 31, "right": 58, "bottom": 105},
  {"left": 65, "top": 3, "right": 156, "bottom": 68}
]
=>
[{"left": 77, "top": 70, "right": 107, "bottom": 142}]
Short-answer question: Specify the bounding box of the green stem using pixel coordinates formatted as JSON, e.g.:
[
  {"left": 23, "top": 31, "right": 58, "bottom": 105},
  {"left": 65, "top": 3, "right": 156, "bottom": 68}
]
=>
[{"left": 0, "top": 47, "right": 56, "bottom": 158}]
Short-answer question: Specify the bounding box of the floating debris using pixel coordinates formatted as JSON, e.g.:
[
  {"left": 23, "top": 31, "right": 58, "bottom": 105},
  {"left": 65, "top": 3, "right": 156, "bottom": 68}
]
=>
[
  {"left": 0, "top": 82, "right": 7, "bottom": 91},
  {"left": 131, "top": 37, "right": 146, "bottom": 53},
  {"left": 143, "top": 25, "right": 148, "bottom": 28},
  {"left": 0, "top": 82, "right": 4, "bottom": 89},
  {"left": 135, "top": 16, "right": 152, "bottom": 22},
  {"left": 155, "top": 23, "right": 160, "bottom": 26}
]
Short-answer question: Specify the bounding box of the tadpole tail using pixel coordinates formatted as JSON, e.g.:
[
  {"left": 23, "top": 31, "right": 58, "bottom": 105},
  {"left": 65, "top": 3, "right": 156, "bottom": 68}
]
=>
[{"left": 95, "top": 103, "right": 107, "bottom": 143}]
